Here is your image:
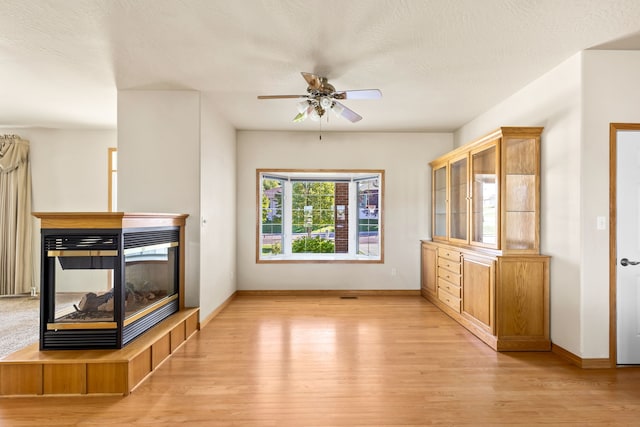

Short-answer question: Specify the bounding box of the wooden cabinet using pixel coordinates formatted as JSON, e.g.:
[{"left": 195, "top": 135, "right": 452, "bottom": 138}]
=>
[
  {"left": 437, "top": 248, "right": 462, "bottom": 313},
  {"left": 421, "top": 241, "right": 549, "bottom": 351},
  {"left": 420, "top": 243, "right": 437, "bottom": 298},
  {"left": 422, "top": 127, "right": 549, "bottom": 351},
  {"left": 432, "top": 163, "right": 447, "bottom": 240},
  {"left": 496, "top": 256, "right": 549, "bottom": 345},
  {"left": 461, "top": 253, "right": 495, "bottom": 335},
  {"left": 449, "top": 154, "right": 468, "bottom": 244},
  {"left": 430, "top": 127, "right": 542, "bottom": 254},
  {"left": 502, "top": 134, "right": 540, "bottom": 252},
  {"left": 470, "top": 142, "right": 499, "bottom": 248}
]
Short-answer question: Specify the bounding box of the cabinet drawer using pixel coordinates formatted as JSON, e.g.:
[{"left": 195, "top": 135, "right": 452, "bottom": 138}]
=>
[
  {"left": 438, "top": 278, "right": 461, "bottom": 297},
  {"left": 438, "top": 288, "right": 461, "bottom": 313},
  {"left": 438, "top": 258, "right": 461, "bottom": 274},
  {"left": 439, "top": 248, "right": 461, "bottom": 262},
  {"left": 437, "top": 267, "right": 461, "bottom": 285}
]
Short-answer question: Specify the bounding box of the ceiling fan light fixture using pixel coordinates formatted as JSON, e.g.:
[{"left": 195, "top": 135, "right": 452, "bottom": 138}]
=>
[
  {"left": 296, "top": 100, "right": 309, "bottom": 113},
  {"left": 309, "top": 108, "right": 321, "bottom": 121},
  {"left": 320, "top": 96, "right": 332, "bottom": 109}
]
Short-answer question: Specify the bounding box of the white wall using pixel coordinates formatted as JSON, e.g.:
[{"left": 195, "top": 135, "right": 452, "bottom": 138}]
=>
[
  {"left": 199, "top": 93, "right": 237, "bottom": 319},
  {"left": 10, "top": 128, "right": 117, "bottom": 212},
  {"left": 117, "top": 90, "right": 201, "bottom": 307},
  {"left": 581, "top": 50, "right": 640, "bottom": 357},
  {"left": 236, "top": 131, "right": 452, "bottom": 291},
  {"left": 0, "top": 127, "right": 117, "bottom": 292}
]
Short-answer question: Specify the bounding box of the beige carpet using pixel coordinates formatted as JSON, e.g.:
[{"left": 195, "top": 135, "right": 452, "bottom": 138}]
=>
[
  {"left": 0, "top": 294, "right": 80, "bottom": 359},
  {"left": 0, "top": 294, "right": 40, "bottom": 359}
]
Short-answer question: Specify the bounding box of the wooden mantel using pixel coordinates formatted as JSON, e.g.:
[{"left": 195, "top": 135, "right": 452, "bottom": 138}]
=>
[{"left": 32, "top": 211, "right": 188, "bottom": 230}]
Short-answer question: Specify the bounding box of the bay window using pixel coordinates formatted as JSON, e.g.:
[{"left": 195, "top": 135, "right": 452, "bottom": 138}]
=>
[{"left": 257, "top": 169, "right": 384, "bottom": 262}]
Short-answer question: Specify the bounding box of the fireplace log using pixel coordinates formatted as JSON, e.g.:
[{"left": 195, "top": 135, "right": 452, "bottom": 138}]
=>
[
  {"left": 78, "top": 290, "right": 114, "bottom": 312},
  {"left": 98, "top": 297, "right": 114, "bottom": 312},
  {"left": 76, "top": 287, "right": 166, "bottom": 314}
]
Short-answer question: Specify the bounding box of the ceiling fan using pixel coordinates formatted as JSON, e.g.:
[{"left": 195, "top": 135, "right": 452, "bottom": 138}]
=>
[{"left": 257, "top": 72, "right": 382, "bottom": 123}]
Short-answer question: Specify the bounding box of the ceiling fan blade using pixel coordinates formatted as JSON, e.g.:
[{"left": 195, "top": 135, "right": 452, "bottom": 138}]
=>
[
  {"left": 257, "top": 95, "right": 307, "bottom": 99},
  {"left": 301, "top": 72, "right": 323, "bottom": 90},
  {"left": 333, "top": 101, "right": 362, "bottom": 123},
  {"left": 333, "top": 89, "right": 382, "bottom": 100}
]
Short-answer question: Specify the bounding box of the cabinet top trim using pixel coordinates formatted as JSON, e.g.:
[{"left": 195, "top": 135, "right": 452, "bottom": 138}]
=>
[
  {"left": 421, "top": 240, "right": 549, "bottom": 259},
  {"left": 430, "top": 126, "right": 543, "bottom": 167}
]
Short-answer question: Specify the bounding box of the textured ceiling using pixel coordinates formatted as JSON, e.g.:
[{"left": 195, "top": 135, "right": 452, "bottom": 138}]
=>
[{"left": 1, "top": 0, "right": 640, "bottom": 132}]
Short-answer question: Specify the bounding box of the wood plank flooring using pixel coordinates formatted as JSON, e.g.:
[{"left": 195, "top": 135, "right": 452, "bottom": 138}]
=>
[{"left": 1, "top": 294, "right": 639, "bottom": 426}]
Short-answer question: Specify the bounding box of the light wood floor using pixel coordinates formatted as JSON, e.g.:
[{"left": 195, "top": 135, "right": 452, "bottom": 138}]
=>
[{"left": 1, "top": 294, "right": 640, "bottom": 426}]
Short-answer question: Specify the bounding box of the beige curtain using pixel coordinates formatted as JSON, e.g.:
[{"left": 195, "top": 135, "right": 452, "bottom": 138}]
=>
[{"left": 0, "top": 135, "right": 33, "bottom": 295}]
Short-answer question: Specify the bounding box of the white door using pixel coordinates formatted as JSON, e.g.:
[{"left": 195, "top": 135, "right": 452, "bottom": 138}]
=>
[{"left": 617, "top": 128, "right": 640, "bottom": 364}]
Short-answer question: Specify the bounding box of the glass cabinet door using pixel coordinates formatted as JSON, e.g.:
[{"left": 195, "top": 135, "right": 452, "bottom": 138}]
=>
[
  {"left": 503, "top": 137, "right": 538, "bottom": 251},
  {"left": 470, "top": 143, "right": 498, "bottom": 247},
  {"left": 449, "top": 155, "right": 468, "bottom": 242},
  {"left": 432, "top": 163, "right": 447, "bottom": 240}
]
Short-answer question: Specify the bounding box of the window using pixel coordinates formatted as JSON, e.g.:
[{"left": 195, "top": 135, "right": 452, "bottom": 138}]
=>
[{"left": 257, "top": 169, "right": 383, "bottom": 262}]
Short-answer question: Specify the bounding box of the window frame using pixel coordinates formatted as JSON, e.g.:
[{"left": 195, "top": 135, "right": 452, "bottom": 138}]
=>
[{"left": 256, "top": 169, "right": 384, "bottom": 264}]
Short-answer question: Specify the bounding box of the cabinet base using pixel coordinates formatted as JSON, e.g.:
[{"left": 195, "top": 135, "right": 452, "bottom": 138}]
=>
[{"left": 424, "top": 293, "right": 550, "bottom": 352}]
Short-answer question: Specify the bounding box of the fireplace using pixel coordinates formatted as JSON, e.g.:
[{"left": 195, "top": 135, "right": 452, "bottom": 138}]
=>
[{"left": 33, "top": 213, "right": 187, "bottom": 350}]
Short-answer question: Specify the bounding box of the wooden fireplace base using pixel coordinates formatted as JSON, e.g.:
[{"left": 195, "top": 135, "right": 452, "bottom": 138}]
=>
[{"left": 0, "top": 308, "right": 199, "bottom": 397}]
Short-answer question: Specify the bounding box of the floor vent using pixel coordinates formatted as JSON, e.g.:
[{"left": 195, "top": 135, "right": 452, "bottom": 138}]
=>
[{"left": 340, "top": 296, "right": 358, "bottom": 299}]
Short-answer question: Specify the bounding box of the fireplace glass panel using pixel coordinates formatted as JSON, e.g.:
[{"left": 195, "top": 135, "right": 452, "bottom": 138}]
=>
[
  {"left": 124, "top": 244, "right": 178, "bottom": 319},
  {"left": 52, "top": 253, "right": 117, "bottom": 324},
  {"left": 51, "top": 246, "right": 179, "bottom": 323}
]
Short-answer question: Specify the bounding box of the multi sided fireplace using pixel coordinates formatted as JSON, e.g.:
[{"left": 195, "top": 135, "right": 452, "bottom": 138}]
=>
[{"left": 33, "top": 212, "right": 188, "bottom": 350}]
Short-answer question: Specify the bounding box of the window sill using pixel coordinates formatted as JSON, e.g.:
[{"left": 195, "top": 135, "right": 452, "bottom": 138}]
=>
[{"left": 258, "top": 253, "right": 382, "bottom": 263}]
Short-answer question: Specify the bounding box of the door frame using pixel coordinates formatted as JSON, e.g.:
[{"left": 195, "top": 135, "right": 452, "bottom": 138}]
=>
[{"left": 609, "top": 123, "right": 640, "bottom": 366}]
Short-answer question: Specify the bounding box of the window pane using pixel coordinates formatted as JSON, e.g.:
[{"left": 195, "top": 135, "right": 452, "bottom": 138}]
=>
[
  {"left": 261, "top": 178, "right": 283, "bottom": 256},
  {"left": 291, "top": 181, "right": 335, "bottom": 253},
  {"left": 358, "top": 178, "right": 380, "bottom": 256}
]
